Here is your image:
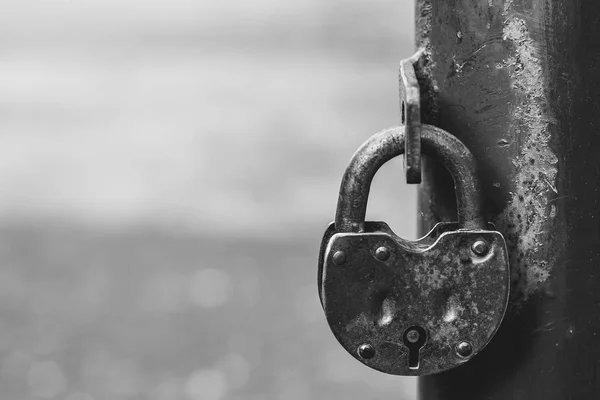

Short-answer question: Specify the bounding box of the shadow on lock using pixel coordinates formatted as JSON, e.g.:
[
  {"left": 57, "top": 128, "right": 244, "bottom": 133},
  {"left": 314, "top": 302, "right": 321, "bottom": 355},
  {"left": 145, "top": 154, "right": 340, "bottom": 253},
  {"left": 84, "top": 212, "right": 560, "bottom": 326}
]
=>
[{"left": 317, "top": 125, "right": 510, "bottom": 376}]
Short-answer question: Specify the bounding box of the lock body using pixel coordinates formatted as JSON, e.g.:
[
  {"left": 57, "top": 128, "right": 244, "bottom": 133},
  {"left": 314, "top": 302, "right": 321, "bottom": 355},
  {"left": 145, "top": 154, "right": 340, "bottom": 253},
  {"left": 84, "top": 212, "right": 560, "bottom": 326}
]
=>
[{"left": 318, "top": 221, "right": 509, "bottom": 376}]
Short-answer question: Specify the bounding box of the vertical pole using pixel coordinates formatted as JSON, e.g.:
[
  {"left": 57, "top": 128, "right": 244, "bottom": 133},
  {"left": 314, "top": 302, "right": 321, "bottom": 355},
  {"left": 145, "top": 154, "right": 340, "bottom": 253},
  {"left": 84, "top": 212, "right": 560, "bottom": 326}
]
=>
[{"left": 416, "top": 0, "right": 600, "bottom": 399}]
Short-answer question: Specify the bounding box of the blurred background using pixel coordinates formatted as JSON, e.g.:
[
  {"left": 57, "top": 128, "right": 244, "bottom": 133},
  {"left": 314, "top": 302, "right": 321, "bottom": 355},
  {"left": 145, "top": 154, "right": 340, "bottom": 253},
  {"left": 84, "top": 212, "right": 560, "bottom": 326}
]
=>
[{"left": 0, "top": 0, "right": 417, "bottom": 399}]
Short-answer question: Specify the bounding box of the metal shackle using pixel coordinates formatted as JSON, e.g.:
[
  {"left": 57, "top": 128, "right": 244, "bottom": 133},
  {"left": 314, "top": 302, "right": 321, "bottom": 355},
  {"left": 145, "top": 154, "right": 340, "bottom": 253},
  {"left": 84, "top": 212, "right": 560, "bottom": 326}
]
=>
[{"left": 335, "top": 125, "right": 485, "bottom": 233}]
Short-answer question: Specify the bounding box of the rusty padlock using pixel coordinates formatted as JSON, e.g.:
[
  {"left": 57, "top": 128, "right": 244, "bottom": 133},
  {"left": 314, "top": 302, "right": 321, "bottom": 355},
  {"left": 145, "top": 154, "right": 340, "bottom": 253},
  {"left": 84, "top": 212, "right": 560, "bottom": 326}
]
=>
[{"left": 317, "top": 125, "right": 509, "bottom": 376}]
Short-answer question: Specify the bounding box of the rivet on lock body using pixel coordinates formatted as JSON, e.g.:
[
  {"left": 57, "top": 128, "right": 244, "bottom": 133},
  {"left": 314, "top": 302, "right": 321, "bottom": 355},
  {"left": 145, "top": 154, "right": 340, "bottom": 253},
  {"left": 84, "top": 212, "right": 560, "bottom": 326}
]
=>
[{"left": 317, "top": 124, "right": 510, "bottom": 376}]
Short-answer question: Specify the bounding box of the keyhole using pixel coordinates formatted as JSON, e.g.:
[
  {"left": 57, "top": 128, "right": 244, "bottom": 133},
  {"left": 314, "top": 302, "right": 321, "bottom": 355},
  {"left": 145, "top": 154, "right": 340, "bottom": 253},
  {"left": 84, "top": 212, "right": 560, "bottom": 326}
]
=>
[{"left": 403, "top": 326, "right": 427, "bottom": 369}]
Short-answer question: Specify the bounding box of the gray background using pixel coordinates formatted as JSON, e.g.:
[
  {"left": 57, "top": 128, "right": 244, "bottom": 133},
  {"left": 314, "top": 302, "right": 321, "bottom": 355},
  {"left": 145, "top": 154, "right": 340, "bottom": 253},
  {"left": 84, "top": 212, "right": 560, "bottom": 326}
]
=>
[{"left": 0, "top": 0, "right": 417, "bottom": 398}]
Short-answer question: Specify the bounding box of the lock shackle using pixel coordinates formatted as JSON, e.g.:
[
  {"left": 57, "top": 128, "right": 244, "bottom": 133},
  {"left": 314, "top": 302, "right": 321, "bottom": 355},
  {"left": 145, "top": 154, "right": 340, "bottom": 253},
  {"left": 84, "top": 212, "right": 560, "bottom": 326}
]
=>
[{"left": 335, "top": 125, "right": 485, "bottom": 232}]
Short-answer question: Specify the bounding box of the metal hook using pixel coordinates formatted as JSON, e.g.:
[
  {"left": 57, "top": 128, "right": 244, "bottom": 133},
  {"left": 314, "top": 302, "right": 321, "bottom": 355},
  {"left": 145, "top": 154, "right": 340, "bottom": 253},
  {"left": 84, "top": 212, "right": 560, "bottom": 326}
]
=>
[{"left": 399, "top": 49, "right": 426, "bottom": 184}]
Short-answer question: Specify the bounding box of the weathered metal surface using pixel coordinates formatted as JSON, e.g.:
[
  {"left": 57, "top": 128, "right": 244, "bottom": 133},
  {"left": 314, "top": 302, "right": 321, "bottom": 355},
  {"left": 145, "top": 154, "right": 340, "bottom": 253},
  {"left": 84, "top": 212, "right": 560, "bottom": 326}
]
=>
[
  {"left": 335, "top": 125, "right": 485, "bottom": 233},
  {"left": 416, "top": 0, "right": 600, "bottom": 398},
  {"left": 319, "top": 125, "right": 509, "bottom": 375},
  {"left": 400, "top": 50, "right": 425, "bottom": 184},
  {"left": 321, "top": 224, "right": 509, "bottom": 375}
]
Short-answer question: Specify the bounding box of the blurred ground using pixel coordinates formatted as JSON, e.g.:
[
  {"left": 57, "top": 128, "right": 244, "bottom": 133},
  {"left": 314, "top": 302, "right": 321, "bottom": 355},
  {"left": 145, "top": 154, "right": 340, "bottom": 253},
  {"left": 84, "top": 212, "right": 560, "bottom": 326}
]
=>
[{"left": 0, "top": 0, "right": 417, "bottom": 399}]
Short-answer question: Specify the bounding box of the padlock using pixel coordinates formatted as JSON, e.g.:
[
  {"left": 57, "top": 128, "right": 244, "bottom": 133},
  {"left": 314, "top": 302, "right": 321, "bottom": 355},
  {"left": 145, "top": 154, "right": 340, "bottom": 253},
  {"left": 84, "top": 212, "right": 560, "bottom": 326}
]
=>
[{"left": 317, "top": 125, "right": 509, "bottom": 376}]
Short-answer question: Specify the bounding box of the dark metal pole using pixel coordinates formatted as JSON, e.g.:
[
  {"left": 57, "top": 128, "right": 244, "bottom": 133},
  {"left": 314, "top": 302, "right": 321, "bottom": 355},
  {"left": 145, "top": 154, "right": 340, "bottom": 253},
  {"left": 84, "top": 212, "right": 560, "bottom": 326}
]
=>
[{"left": 416, "top": 0, "right": 600, "bottom": 398}]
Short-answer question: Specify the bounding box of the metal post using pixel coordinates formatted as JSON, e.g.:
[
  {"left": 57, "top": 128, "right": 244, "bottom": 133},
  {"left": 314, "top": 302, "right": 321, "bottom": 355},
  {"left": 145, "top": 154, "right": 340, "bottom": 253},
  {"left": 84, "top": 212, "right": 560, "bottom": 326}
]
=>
[{"left": 416, "top": 0, "right": 600, "bottom": 398}]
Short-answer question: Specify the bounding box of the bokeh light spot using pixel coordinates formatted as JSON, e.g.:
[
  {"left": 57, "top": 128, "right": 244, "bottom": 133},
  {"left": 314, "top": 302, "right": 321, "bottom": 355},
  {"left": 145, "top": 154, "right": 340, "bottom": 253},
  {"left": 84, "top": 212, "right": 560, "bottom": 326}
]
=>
[
  {"left": 187, "top": 269, "right": 231, "bottom": 309},
  {"left": 184, "top": 369, "right": 227, "bottom": 400}
]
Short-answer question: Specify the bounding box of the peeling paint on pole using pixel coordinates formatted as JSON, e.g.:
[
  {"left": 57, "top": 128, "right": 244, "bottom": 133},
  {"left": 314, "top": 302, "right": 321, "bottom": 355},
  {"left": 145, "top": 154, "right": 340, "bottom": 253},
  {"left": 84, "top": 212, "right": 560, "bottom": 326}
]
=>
[{"left": 496, "top": 7, "right": 558, "bottom": 301}]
